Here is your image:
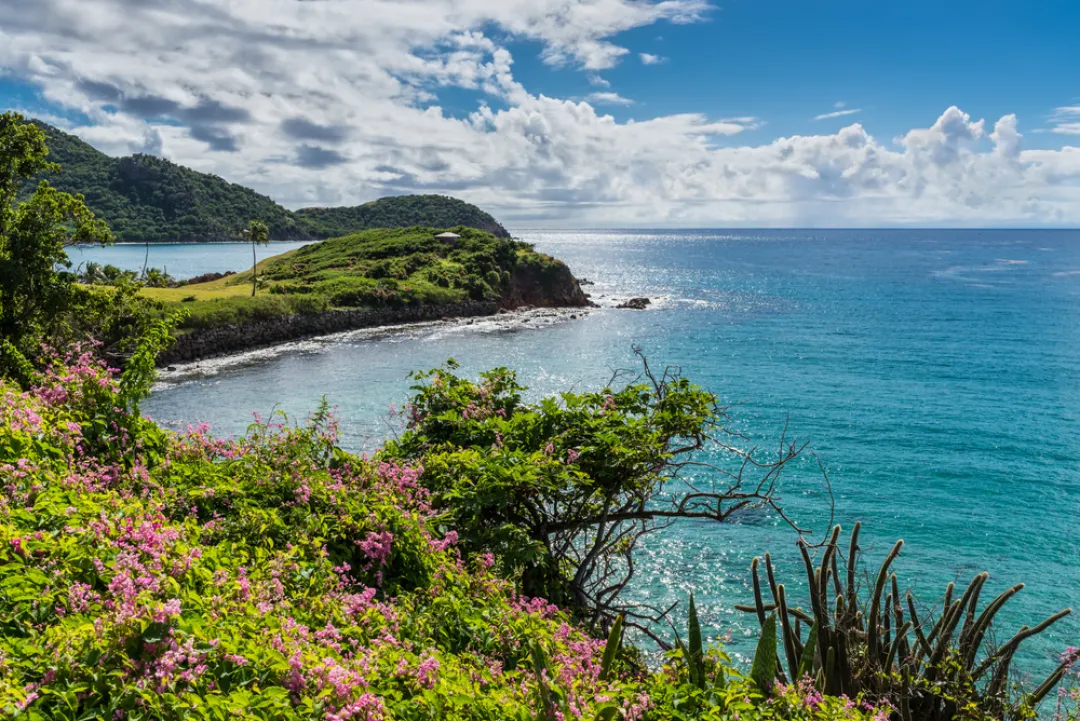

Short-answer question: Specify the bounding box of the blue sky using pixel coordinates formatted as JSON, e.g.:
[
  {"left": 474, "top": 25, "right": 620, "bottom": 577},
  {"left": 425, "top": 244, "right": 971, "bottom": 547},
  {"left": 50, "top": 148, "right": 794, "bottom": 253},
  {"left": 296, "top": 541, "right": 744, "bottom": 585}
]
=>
[
  {"left": 500, "top": 0, "right": 1080, "bottom": 146},
  {"left": 2, "top": 0, "right": 1079, "bottom": 226}
]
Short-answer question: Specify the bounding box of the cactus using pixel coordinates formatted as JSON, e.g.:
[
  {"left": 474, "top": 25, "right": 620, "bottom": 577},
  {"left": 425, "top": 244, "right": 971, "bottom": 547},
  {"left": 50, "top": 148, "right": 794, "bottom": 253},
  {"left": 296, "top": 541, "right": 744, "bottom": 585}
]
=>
[
  {"left": 797, "top": 622, "right": 817, "bottom": 680},
  {"left": 736, "top": 524, "right": 1072, "bottom": 719},
  {"left": 750, "top": 613, "right": 778, "bottom": 695},
  {"left": 688, "top": 593, "right": 705, "bottom": 689}
]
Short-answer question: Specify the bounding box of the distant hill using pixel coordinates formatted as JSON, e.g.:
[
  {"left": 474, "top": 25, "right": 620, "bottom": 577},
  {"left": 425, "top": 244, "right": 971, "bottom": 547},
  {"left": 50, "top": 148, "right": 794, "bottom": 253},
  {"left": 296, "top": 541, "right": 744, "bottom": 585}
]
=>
[
  {"left": 294, "top": 196, "right": 509, "bottom": 239},
  {"left": 25, "top": 120, "right": 510, "bottom": 242}
]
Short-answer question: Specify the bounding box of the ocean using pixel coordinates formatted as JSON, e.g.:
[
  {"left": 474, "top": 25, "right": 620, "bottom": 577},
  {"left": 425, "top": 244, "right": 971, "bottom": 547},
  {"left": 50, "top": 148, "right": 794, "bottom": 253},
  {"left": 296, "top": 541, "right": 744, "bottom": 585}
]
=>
[{"left": 73, "top": 230, "right": 1080, "bottom": 674}]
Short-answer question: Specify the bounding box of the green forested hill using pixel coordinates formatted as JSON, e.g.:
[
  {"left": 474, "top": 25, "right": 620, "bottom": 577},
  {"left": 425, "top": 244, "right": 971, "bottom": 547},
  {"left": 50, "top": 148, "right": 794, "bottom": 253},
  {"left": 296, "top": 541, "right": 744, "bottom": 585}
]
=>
[
  {"left": 25, "top": 120, "right": 510, "bottom": 242},
  {"left": 294, "top": 196, "right": 509, "bottom": 238}
]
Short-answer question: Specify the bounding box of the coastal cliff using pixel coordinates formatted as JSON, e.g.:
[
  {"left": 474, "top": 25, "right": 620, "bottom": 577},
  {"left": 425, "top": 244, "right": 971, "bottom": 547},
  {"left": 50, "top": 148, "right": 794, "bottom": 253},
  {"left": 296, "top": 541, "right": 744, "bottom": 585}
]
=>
[{"left": 498, "top": 255, "right": 591, "bottom": 309}]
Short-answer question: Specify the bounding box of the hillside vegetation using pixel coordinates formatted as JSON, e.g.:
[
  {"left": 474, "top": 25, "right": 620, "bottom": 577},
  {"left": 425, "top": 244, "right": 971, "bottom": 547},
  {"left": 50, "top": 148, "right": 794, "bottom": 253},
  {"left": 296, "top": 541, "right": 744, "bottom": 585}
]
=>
[
  {"left": 150, "top": 226, "right": 583, "bottom": 330},
  {"left": 26, "top": 121, "right": 509, "bottom": 242},
  {"left": 293, "top": 197, "right": 509, "bottom": 239}
]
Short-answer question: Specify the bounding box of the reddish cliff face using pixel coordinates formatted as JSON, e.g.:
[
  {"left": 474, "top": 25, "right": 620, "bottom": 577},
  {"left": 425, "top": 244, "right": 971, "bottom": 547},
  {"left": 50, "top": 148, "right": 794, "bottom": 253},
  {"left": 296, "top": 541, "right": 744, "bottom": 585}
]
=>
[{"left": 499, "top": 257, "right": 592, "bottom": 310}]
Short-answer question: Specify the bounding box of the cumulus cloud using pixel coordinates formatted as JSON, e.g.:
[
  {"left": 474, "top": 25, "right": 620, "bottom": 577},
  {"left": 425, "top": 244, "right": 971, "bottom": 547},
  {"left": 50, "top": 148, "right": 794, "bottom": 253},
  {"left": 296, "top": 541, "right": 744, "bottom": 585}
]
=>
[
  {"left": 1, "top": 0, "right": 1079, "bottom": 226},
  {"left": 640, "top": 53, "right": 666, "bottom": 65}
]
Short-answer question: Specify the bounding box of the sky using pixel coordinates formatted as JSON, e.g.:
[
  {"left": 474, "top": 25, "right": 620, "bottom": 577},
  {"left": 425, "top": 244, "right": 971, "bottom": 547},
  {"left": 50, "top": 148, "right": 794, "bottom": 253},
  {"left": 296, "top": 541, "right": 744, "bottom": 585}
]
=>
[{"left": 1, "top": 0, "right": 1079, "bottom": 228}]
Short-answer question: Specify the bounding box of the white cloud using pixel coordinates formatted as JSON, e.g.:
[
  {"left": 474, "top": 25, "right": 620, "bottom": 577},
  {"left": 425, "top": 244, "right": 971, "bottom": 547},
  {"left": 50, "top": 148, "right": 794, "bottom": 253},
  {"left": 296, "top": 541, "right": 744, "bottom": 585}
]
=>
[
  {"left": 586, "top": 91, "right": 634, "bottom": 106},
  {"left": 1, "top": 0, "right": 1079, "bottom": 227},
  {"left": 640, "top": 53, "right": 666, "bottom": 65},
  {"left": 1050, "top": 105, "right": 1080, "bottom": 135},
  {"left": 815, "top": 108, "right": 862, "bottom": 121}
]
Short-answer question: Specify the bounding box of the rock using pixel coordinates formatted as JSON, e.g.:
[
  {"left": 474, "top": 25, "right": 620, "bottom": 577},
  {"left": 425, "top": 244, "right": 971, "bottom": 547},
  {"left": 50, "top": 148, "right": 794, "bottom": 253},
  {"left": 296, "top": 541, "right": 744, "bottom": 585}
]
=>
[
  {"left": 617, "top": 297, "right": 651, "bottom": 310},
  {"left": 578, "top": 278, "right": 595, "bottom": 286}
]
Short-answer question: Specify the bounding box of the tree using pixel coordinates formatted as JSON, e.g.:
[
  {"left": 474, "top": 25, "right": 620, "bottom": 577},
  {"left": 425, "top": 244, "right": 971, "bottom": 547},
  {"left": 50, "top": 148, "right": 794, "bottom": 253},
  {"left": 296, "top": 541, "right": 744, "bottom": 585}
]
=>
[
  {"left": 382, "top": 351, "right": 816, "bottom": 643},
  {"left": 242, "top": 219, "right": 270, "bottom": 296},
  {"left": 0, "top": 112, "right": 111, "bottom": 381}
]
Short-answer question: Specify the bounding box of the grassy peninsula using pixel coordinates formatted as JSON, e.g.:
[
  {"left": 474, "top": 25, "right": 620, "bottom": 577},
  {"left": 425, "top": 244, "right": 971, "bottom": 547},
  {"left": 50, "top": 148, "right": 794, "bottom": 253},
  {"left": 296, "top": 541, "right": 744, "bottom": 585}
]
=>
[{"left": 147, "top": 226, "right": 588, "bottom": 334}]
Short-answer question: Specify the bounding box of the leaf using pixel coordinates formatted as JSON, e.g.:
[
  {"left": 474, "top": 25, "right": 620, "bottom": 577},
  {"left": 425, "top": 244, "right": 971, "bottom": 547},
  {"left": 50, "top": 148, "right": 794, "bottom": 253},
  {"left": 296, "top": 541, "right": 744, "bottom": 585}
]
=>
[
  {"left": 750, "top": 613, "right": 778, "bottom": 696},
  {"left": 597, "top": 707, "right": 619, "bottom": 721},
  {"left": 599, "top": 614, "right": 624, "bottom": 681},
  {"left": 530, "top": 643, "right": 553, "bottom": 716},
  {"left": 688, "top": 593, "right": 704, "bottom": 689},
  {"left": 798, "top": 622, "right": 818, "bottom": 680}
]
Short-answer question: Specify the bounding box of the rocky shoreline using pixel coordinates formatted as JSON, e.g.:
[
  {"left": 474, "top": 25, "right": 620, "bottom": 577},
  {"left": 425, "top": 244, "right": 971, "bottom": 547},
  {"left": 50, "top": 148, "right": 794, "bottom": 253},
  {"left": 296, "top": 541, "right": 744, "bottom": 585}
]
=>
[
  {"left": 156, "top": 301, "right": 501, "bottom": 367},
  {"left": 156, "top": 258, "right": 594, "bottom": 367}
]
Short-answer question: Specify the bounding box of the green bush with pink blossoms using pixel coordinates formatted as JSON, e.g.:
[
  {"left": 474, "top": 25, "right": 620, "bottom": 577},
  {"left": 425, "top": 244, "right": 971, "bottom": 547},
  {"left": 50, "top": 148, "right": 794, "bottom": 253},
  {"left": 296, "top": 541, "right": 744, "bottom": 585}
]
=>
[{"left": 0, "top": 349, "right": 897, "bottom": 721}]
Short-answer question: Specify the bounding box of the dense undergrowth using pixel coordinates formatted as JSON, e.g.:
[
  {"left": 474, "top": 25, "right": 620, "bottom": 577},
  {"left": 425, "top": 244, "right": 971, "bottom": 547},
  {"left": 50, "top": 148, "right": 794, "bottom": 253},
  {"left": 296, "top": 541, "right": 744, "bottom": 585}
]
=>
[{"left": 0, "top": 351, "right": 903, "bottom": 721}]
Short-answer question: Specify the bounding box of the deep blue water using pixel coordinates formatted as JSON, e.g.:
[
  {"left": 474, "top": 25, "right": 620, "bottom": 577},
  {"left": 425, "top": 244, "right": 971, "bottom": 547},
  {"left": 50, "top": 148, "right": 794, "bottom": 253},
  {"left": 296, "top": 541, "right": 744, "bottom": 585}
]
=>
[{"left": 75, "top": 230, "right": 1080, "bottom": 677}]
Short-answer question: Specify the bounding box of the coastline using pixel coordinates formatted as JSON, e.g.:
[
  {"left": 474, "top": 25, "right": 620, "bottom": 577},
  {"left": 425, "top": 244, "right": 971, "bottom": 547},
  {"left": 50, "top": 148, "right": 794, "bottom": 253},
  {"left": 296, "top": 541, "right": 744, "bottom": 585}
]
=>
[
  {"left": 157, "top": 300, "right": 498, "bottom": 367},
  {"left": 154, "top": 304, "right": 592, "bottom": 386},
  {"left": 156, "top": 296, "right": 595, "bottom": 367}
]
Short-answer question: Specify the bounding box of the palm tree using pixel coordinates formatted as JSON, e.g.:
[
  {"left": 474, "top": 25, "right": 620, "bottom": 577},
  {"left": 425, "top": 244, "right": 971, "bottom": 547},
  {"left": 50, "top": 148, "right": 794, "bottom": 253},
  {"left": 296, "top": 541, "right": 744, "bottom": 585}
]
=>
[{"left": 241, "top": 220, "right": 270, "bottom": 297}]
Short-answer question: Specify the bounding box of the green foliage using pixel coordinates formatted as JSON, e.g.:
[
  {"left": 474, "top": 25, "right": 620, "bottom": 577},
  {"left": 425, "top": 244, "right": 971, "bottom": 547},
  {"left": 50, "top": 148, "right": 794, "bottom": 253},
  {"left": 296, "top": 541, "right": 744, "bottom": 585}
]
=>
[
  {"left": 0, "top": 346, "right": 1070, "bottom": 721},
  {"left": 0, "top": 111, "right": 112, "bottom": 381},
  {"left": 242, "top": 219, "right": 271, "bottom": 297},
  {"left": 252, "top": 225, "right": 523, "bottom": 305},
  {"left": 164, "top": 226, "right": 572, "bottom": 332},
  {"left": 600, "top": 614, "right": 624, "bottom": 682},
  {"left": 78, "top": 262, "right": 175, "bottom": 288},
  {"left": 119, "top": 314, "right": 185, "bottom": 414},
  {"left": 737, "top": 524, "right": 1073, "bottom": 721},
  {"left": 647, "top": 644, "right": 890, "bottom": 721},
  {"left": 0, "top": 354, "right": 643, "bottom": 720},
  {"left": 25, "top": 121, "right": 511, "bottom": 242},
  {"left": 380, "top": 357, "right": 776, "bottom": 635},
  {"left": 294, "top": 195, "right": 510, "bottom": 239},
  {"left": 26, "top": 122, "right": 307, "bottom": 242},
  {"left": 173, "top": 293, "right": 332, "bottom": 330}
]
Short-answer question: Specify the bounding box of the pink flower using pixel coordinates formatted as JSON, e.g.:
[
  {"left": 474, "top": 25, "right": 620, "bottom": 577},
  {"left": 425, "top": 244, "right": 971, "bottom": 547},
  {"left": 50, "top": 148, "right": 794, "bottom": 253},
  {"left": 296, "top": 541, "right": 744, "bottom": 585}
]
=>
[
  {"left": 356, "top": 531, "right": 393, "bottom": 568},
  {"left": 430, "top": 530, "right": 458, "bottom": 552},
  {"left": 417, "top": 656, "right": 440, "bottom": 689}
]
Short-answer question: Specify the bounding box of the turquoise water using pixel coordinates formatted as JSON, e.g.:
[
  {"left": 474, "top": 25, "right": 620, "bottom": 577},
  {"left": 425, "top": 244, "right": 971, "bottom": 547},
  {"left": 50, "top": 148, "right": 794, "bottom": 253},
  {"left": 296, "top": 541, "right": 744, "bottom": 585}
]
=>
[
  {"left": 78, "top": 230, "right": 1080, "bottom": 675},
  {"left": 67, "top": 241, "right": 312, "bottom": 280}
]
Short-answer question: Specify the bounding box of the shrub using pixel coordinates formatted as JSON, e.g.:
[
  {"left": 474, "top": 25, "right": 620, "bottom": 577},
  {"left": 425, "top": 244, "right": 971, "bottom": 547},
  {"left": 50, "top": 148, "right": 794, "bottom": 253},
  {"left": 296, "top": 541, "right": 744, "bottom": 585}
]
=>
[{"left": 0, "top": 353, "right": 645, "bottom": 720}]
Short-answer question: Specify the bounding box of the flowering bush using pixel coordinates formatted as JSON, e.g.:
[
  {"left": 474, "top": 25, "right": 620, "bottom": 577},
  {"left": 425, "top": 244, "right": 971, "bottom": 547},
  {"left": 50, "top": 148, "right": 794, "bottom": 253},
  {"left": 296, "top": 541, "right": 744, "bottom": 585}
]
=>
[
  {"left": 1054, "top": 648, "right": 1080, "bottom": 721},
  {"left": 0, "top": 352, "right": 897, "bottom": 721},
  {"left": 0, "top": 352, "right": 621, "bottom": 720}
]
